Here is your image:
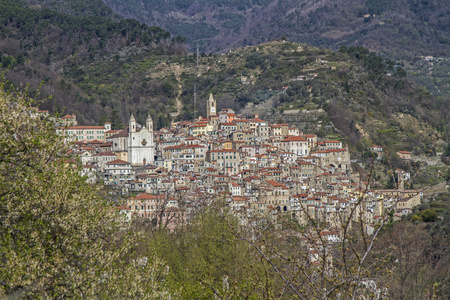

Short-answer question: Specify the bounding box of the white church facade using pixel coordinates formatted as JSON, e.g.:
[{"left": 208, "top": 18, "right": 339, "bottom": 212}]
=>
[
  {"left": 128, "top": 114, "right": 155, "bottom": 166},
  {"left": 107, "top": 114, "right": 155, "bottom": 166}
]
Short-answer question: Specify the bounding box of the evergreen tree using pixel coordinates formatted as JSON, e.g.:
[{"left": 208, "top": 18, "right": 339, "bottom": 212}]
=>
[
  {"left": 98, "top": 112, "right": 109, "bottom": 126},
  {"left": 110, "top": 108, "right": 123, "bottom": 129},
  {"left": 385, "top": 174, "right": 396, "bottom": 189},
  {"left": 444, "top": 143, "right": 450, "bottom": 157}
]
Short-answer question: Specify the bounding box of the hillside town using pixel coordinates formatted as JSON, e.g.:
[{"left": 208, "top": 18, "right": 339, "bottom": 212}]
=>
[{"left": 56, "top": 94, "right": 421, "bottom": 234}]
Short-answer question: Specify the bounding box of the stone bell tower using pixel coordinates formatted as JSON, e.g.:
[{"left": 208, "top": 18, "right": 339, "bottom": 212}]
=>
[{"left": 206, "top": 93, "right": 217, "bottom": 118}]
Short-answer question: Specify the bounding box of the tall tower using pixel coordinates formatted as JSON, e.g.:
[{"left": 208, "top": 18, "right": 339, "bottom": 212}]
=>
[
  {"left": 206, "top": 93, "right": 216, "bottom": 118},
  {"left": 129, "top": 114, "right": 136, "bottom": 133},
  {"left": 397, "top": 169, "right": 405, "bottom": 191},
  {"left": 146, "top": 114, "right": 153, "bottom": 132}
]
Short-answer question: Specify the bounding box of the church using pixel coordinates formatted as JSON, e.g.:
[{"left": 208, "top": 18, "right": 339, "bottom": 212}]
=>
[
  {"left": 128, "top": 114, "right": 155, "bottom": 166},
  {"left": 107, "top": 114, "right": 155, "bottom": 166}
]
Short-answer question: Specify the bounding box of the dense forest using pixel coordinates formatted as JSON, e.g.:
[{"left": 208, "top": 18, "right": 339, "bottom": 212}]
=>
[
  {"left": 0, "top": 1, "right": 448, "bottom": 154},
  {"left": 0, "top": 0, "right": 184, "bottom": 125},
  {"left": 22, "top": 0, "right": 120, "bottom": 18},
  {"left": 102, "top": 0, "right": 450, "bottom": 58}
]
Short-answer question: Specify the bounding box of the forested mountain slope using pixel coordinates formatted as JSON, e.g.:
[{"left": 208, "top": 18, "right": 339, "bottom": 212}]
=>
[
  {"left": 101, "top": 0, "right": 450, "bottom": 58},
  {"left": 0, "top": 0, "right": 180, "bottom": 125},
  {"left": 0, "top": 1, "right": 448, "bottom": 155},
  {"left": 101, "top": 0, "right": 450, "bottom": 99},
  {"left": 23, "top": 0, "right": 120, "bottom": 18}
]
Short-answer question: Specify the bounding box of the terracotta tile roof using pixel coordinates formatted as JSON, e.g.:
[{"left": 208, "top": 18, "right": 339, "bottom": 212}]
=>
[
  {"left": 266, "top": 180, "right": 289, "bottom": 189},
  {"left": 106, "top": 159, "right": 130, "bottom": 165},
  {"left": 105, "top": 130, "right": 120, "bottom": 134},
  {"left": 87, "top": 139, "right": 104, "bottom": 144},
  {"left": 281, "top": 136, "right": 308, "bottom": 142},
  {"left": 107, "top": 129, "right": 128, "bottom": 138}
]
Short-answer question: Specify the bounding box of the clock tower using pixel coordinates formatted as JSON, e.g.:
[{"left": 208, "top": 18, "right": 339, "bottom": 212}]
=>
[{"left": 206, "top": 93, "right": 216, "bottom": 118}]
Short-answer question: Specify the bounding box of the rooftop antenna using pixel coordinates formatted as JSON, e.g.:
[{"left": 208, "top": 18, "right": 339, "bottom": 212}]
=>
[
  {"left": 194, "top": 43, "right": 199, "bottom": 120},
  {"left": 196, "top": 43, "right": 199, "bottom": 69},
  {"left": 193, "top": 83, "right": 196, "bottom": 120}
]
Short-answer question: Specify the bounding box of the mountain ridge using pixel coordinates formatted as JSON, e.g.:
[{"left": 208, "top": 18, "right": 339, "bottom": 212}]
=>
[
  {"left": 101, "top": 0, "right": 450, "bottom": 59},
  {"left": 0, "top": 0, "right": 447, "bottom": 156}
]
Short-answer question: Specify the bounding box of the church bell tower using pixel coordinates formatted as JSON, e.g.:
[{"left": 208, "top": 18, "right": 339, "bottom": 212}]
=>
[{"left": 206, "top": 93, "right": 216, "bottom": 118}]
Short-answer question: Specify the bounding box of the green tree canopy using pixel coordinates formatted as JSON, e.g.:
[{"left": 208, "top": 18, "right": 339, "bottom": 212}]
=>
[
  {"left": 110, "top": 108, "right": 123, "bottom": 129},
  {"left": 0, "top": 83, "right": 172, "bottom": 298}
]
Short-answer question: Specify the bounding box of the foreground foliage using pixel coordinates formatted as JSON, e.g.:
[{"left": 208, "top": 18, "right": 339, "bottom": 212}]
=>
[
  {"left": 0, "top": 84, "right": 172, "bottom": 298},
  {"left": 0, "top": 82, "right": 448, "bottom": 298}
]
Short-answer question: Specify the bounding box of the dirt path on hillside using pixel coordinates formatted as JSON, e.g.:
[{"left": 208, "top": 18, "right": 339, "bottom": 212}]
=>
[{"left": 170, "top": 65, "right": 183, "bottom": 119}]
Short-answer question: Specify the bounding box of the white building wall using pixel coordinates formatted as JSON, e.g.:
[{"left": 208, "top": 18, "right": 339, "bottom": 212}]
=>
[{"left": 128, "top": 115, "right": 155, "bottom": 166}]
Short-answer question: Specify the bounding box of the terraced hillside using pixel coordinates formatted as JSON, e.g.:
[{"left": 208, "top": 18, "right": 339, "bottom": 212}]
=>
[{"left": 0, "top": 1, "right": 447, "bottom": 156}]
